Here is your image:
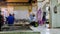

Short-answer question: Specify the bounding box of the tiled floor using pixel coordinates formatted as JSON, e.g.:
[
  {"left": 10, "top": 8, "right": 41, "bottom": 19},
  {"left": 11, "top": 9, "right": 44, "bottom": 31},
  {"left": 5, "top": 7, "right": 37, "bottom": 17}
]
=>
[
  {"left": 30, "top": 24, "right": 47, "bottom": 34},
  {"left": 30, "top": 24, "right": 60, "bottom": 34},
  {"left": 1, "top": 24, "right": 60, "bottom": 34}
]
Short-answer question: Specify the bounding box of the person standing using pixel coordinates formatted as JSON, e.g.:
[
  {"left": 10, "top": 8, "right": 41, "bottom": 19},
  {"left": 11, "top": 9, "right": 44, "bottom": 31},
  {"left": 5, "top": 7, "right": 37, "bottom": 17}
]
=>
[
  {"left": 0, "top": 10, "right": 4, "bottom": 31},
  {"left": 42, "top": 12, "right": 46, "bottom": 24}
]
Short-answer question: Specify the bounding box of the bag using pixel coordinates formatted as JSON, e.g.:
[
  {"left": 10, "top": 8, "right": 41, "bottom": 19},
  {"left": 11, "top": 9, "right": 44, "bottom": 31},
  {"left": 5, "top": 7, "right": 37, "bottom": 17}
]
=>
[
  {"left": 34, "top": 22, "right": 39, "bottom": 27},
  {"left": 30, "top": 21, "right": 39, "bottom": 27}
]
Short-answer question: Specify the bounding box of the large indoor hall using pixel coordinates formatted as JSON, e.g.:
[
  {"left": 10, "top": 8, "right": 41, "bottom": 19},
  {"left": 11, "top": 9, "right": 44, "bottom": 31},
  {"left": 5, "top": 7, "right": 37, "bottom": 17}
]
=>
[{"left": 0, "top": 0, "right": 60, "bottom": 34}]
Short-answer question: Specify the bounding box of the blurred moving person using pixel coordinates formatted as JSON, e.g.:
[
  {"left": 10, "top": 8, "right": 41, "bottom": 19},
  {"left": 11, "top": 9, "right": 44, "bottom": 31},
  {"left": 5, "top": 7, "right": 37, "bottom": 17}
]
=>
[
  {"left": 42, "top": 12, "right": 46, "bottom": 24},
  {"left": 7, "top": 14, "right": 15, "bottom": 26},
  {"left": 29, "top": 13, "right": 38, "bottom": 27},
  {"left": 0, "top": 10, "right": 4, "bottom": 31}
]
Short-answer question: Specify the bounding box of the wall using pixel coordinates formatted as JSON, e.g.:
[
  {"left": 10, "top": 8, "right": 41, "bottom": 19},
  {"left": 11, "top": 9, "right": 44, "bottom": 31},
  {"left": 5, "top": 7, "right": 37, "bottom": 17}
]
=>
[
  {"left": 57, "top": 5, "right": 60, "bottom": 27},
  {"left": 11, "top": 6, "right": 37, "bottom": 19},
  {"left": 0, "top": 6, "right": 29, "bottom": 19},
  {"left": 0, "top": 3, "right": 37, "bottom": 19},
  {"left": 14, "top": 6, "right": 29, "bottom": 19},
  {"left": 50, "top": 0, "right": 58, "bottom": 27}
]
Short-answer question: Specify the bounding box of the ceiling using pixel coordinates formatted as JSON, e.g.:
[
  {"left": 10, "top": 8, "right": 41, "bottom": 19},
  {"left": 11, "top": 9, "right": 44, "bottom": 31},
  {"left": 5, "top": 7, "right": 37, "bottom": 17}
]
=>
[
  {"left": 0, "top": 0, "right": 37, "bottom": 6},
  {"left": 0, "top": 0, "right": 37, "bottom": 3},
  {"left": 6, "top": 0, "right": 29, "bottom": 2}
]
